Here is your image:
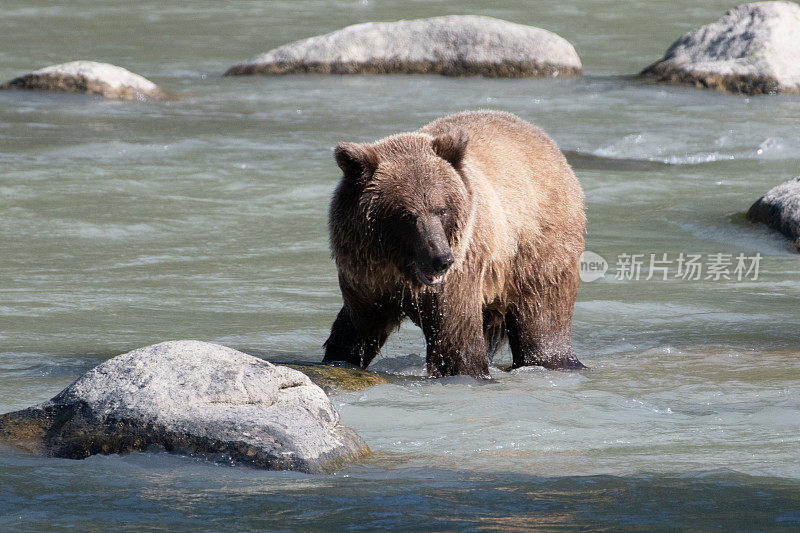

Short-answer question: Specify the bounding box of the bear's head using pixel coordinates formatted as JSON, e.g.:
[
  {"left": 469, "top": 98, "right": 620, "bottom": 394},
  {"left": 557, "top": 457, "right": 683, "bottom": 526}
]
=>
[{"left": 332, "top": 131, "right": 473, "bottom": 288}]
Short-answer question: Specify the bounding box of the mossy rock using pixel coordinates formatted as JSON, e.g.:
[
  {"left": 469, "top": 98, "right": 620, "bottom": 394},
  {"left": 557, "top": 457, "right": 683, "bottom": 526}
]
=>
[
  {"left": 225, "top": 15, "right": 581, "bottom": 79},
  {"left": 747, "top": 176, "right": 800, "bottom": 251},
  {"left": 284, "top": 363, "right": 389, "bottom": 395},
  {"left": 640, "top": 2, "right": 800, "bottom": 95},
  {"left": 1, "top": 61, "right": 171, "bottom": 101}
]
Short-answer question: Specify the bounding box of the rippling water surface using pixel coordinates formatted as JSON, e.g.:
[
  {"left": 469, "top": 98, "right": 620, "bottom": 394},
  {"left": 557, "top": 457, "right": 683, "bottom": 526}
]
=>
[{"left": 2, "top": 0, "right": 799, "bottom": 530}]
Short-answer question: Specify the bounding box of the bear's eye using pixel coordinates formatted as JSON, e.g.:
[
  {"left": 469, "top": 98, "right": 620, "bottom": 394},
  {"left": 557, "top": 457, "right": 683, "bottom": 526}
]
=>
[
  {"left": 399, "top": 211, "right": 416, "bottom": 223},
  {"left": 436, "top": 208, "right": 448, "bottom": 217}
]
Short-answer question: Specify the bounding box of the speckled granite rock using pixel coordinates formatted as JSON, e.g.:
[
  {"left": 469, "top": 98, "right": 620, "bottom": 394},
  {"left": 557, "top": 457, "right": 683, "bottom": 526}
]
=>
[
  {"left": 225, "top": 15, "right": 581, "bottom": 78},
  {"left": 747, "top": 177, "right": 800, "bottom": 251},
  {"left": 0, "top": 341, "right": 369, "bottom": 473},
  {"left": 641, "top": 1, "right": 800, "bottom": 95},
  {"left": 1, "top": 61, "right": 170, "bottom": 101}
]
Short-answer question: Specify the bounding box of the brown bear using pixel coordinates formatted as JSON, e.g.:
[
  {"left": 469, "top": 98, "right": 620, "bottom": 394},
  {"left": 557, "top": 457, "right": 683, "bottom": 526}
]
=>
[{"left": 322, "top": 110, "right": 586, "bottom": 378}]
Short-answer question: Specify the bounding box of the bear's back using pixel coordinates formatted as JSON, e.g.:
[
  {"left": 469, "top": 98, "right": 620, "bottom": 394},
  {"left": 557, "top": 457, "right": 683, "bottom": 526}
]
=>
[
  {"left": 419, "top": 110, "right": 577, "bottom": 198},
  {"left": 419, "top": 110, "right": 584, "bottom": 256}
]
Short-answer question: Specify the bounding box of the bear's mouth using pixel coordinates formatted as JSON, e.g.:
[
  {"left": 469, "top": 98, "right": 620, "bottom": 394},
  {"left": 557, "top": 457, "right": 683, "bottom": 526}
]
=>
[{"left": 415, "top": 265, "right": 444, "bottom": 286}]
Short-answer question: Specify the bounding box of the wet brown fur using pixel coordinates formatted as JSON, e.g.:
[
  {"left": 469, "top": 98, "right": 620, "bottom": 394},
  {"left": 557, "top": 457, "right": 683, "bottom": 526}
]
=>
[{"left": 323, "top": 110, "right": 586, "bottom": 377}]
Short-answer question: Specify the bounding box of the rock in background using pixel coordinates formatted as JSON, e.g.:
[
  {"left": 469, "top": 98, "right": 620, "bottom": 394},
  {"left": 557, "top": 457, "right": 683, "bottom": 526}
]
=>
[
  {"left": 1, "top": 60, "right": 171, "bottom": 101},
  {"left": 747, "top": 177, "right": 800, "bottom": 251},
  {"left": 0, "top": 340, "right": 369, "bottom": 473},
  {"left": 225, "top": 15, "right": 581, "bottom": 78},
  {"left": 640, "top": 1, "right": 800, "bottom": 95}
]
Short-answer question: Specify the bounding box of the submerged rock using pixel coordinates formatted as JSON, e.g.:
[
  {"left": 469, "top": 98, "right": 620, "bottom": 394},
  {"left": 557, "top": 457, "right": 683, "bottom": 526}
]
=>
[
  {"left": 640, "top": 1, "right": 800, "bottom": 95},
  {"left": 0, "top": 61, "right": 170, "bottom": 101},
  {"left": 747, "top": 177, "right": 800, "bottom": 251},
  {"left": 0, "top": 341, "right": 368, "bottom": 473},
  {"left": 285, "top": 363, "right": 389, "bottom": 395},
  {"left": 225, "top": 15, "right": 581, "bottom": 78}
]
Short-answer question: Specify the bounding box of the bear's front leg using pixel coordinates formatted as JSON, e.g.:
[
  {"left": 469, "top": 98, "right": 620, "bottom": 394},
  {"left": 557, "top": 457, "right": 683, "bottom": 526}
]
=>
[
  {"left": 322, "top": 304, "right": 398, "bottom": 369},
  {"left": 506, "top": 304, "right": 586, "bottom": 370},
  {"left": 418, "top": 291, "right": 490, "bottom": 378}
]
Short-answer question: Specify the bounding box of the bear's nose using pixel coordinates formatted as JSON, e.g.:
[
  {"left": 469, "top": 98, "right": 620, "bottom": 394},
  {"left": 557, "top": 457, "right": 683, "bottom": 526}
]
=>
[{"left": 432, "top": 251, "right": 455, "bottom": 272}]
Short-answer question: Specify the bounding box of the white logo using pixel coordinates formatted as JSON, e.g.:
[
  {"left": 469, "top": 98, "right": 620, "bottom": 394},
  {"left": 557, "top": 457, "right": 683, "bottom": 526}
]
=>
[{"left": 580, "top": 251, "right": 608, "bottom": 282}]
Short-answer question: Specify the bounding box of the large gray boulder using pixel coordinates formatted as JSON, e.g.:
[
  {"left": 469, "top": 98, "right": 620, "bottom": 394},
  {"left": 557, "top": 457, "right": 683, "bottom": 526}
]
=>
[
  {"left": 641, "top": 1, "right": 800, "bottom": 95},
  {"left": 225, "top": 15, "right": 581, "bottom": 78},
  {"left": 0, "top": 341, "right": 369, "bottom": 473},
  {"left": 747, "top": 177, "right": 800, "bottom": 251},
  {"left": 1, "top": 61, "right": 170, "bottom": 101}
]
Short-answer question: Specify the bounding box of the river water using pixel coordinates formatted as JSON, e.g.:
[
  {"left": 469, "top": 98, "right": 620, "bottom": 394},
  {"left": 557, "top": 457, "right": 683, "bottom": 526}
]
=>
[{"left": 2, "top": 0, "right": 799, "bottom": 530}]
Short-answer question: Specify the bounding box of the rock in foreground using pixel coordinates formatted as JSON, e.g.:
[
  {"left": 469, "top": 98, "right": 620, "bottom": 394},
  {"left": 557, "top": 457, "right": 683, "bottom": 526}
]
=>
[
  {"left": 640, "top": 1, "right": 800, "bottom": 95},
  {"left": 0, "top": 341, "right": 369, "bottom": 473},
  {"left": 225, "top": 15, "right": 581, "bottom": 78},
  {"left": 747, "top": 177, "right": 800, "bottom": 251},
  {"left": 1, "top": 61, "right": 170, "bottom": 101}
]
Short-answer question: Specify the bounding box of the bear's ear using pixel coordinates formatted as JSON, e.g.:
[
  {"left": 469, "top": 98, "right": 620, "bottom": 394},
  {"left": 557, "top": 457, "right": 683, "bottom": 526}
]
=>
[
  {"left": 334, "top": 142, "right": 379, "bottom": 182},
  {"left": 431, "top": 130, "right": 468, "bottom": 170}
]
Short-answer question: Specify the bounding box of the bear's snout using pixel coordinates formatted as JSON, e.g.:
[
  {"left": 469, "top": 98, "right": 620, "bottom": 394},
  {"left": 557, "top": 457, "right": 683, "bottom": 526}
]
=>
[
  {"left": 431, "top": 250, "right": 454, "bottom": 272},
  {"left": 413, "top": 216, "right": 454, "bottom": 286},
  {"left": 415, "top": 249, "right": 454, "bottom": 285}
]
